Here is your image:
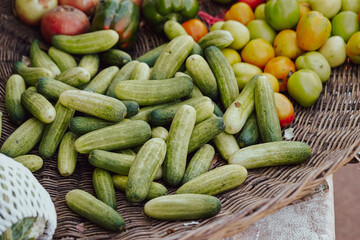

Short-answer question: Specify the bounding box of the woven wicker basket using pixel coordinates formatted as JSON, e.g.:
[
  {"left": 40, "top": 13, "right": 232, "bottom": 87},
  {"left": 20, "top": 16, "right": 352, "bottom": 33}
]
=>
[{"left": 1, "top": 1, "right": 359, "bottom": 239}]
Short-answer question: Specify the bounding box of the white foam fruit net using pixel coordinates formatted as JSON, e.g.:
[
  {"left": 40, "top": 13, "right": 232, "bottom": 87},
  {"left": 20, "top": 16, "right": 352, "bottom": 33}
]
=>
[{"left": 0, "top": 154, "right": 57, "bottom": 239}]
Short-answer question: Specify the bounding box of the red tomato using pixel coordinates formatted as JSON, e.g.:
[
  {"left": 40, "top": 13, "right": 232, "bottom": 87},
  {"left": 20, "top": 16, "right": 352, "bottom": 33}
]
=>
[
  {"left": 41, "top": 5, "right": 90, "bottom": 43},
  {"left": 182, "top": 19, "right": 208, "bottom": 42},
  {"left": 238, "top": 0, "right": 266, "bottom": 10},
  {"left": 59, "top": 0, "right": 99, "bottom": 16},
  {"left": 274, "top": 93, "right": 295, "bottom": 128}
]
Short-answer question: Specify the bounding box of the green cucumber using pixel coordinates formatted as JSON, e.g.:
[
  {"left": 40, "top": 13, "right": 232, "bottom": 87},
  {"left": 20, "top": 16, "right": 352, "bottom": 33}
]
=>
[
  {"left": 126, "top": 138, "right": 167, "bottom": 202},
  {"left": 144, "top": 194, "right": 221, "bottom": 220},
  {"left": 112, "top": 175, "right": 167, "bottom": 200},
  {"left": 30, "top": 40, "right": 61, "bottom": 77},
  {"left": 89, "top": 150, "right": 135, "bottom": 175},
  {"left": 106, "top": 61, "right": 139, "bottom": 97},
  {"left": 182, "top": 144, "right": 215, "bottom": 184},
  {"left": 52, "top": 30, "right": 119, "bottom": 54},
  {"left": 150, "top": 35, "right": 194, "bottom": 80},
  {"left": 1, "top": 118, "right": 46, "bottom": 158},
  {"left": 213, "top": 132, "right": 239, "bottom": 161},
  {"left": 69, "top": 117, "right": 116, "bottom": 135},
  {"left": 229, "top": 141, "right": 312, "bottom": 169},
  {"left": 191, "top": 42, "right": 203, "bottom": 56},
  {"left": 164, "top": 20, "right": 188, "bottom": 40},
  {"left": 13, "top": 61, "right": 52, "bottom": 86},
  {"left": 75, "top": 120, "right": 152, "bottom": 154},
  {"left": 79, "top": 54, "right": 99, "bottom": 78},
  {"left": 48, "top": 46, "right": 77, "bottom": 72},
  {"left": 36, "top": 77, "right": 77, "bottom": 101},
  {"left": 136, "top": 43, "right": 168, "bottom": 67},
  {"left": 198, "top": 30, "right": 234, "bottom": 49},
  {"left": 130, "top": 62, "right": 150, "bottom": 80},
  {"left": 223, "top": 75, "right": 257, "bottom": 135},
  {"left": 101, "top": 49, "right": 131, "bottom": 68},
  {"left": 56, "top": 67, "right": 91, "bottom": 87},
  {"left": 5, "top": 74, "right": 26, "bottom": 125},
  {"left": 164, "top": 105, "right": 196, "bottom": 186},
  {"left": 205, "top": 46, "right": 239, "bottom": 109},
  {"left": 213, "top": 101, "right": 224, "bottom": 117},
  {"left": 21, "top": 89, "right": 56, "bottom": 123},
  {"left": 185, "top": 83, "right": 203, "bottom": 99},
  {"left": 186, "top": 54, "right": 219, "bottom": 100},
  {"left": 116, "top": 149, "right": 136, "bottom": 156},
  {"left": 151, "top": 127, "right": 169, "bottom": 141},
  {"left": 59, "top": 90, "right": 127, "bottom": 122},
  {"left": 66, "top": 189, "right": 124, "bottom": 231},
  {"left": 39, "top": 102, "right": 75, "bottom": 159},
  {"left": 122, "top": 100, "right": 139, "bottom": 118},
  {"left": 154, "top": 167, "right": 163, "bottom": 180},
  {"left": 188, "top": 115, "right": 225, "bottom": 153},
  {"left": 58, "top": 132, "right": 78, "bottom": 177},
  {"left": 83, "top": 66, "right": 119, "bottom": 94},
  {"left": 93, "top": 168, "right": 117, "bottom": 210},
  {"left": 255, "top": 76, "right": 282, "bottom": 142},
  {"left": 130, "top": 101, "right": 180, "bottom": 122},
  {"left": 176, "top": 165, "right": 247, "bottom": 195},
  {"left": 14, "top": 155, "right": 43, "bottom": 172},
  {"left": 114, "top": 76, "right": 193, "bottom": 106},
  {"left": 236, "top": 112, "right": 260, "bottom": 148},
  {"left": 27, "top": 86, "right": 37, "bottom": 92}
]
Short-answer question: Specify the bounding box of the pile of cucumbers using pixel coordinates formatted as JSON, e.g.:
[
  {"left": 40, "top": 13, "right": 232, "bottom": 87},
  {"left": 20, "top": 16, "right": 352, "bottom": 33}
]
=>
[{"left": 1, "top": 28, "right": 312, "bottom": 231}]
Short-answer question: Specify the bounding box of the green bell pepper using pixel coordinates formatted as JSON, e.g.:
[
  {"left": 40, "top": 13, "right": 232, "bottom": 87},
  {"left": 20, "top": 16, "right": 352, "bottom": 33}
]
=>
[{"left": 142, "top": 0, "right": 199, "bottom": 32}]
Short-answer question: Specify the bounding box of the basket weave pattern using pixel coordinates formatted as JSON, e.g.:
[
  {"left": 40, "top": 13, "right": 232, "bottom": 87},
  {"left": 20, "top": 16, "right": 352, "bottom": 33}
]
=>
[{"left": 1, "top": 1, "right": 359, "bottom": 239}]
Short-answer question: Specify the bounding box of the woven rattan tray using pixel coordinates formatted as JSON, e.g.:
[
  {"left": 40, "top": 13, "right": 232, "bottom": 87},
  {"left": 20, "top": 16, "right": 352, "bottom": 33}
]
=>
[{"left": 1, "top": 1, "right": 360, "bottom": 239}]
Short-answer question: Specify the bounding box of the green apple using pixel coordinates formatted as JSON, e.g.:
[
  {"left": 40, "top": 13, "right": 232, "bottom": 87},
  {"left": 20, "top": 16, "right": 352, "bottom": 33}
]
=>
[
  {"left": 308, "top": 0, "right": 341, "bottom": 19},
  {"left": 341, "top": 0, "right": 360, "bottom": 12},
  {"left": 295, "top": 51, "right": 331, "bottom": 82},
  {"left": 247, "top": 19, "right": 276, "bottom": 44},
  {"left": 318, "top": 36, "right": 347, "bottom": 68},
  {"left": 221, "top": 20, "right": 250, "bottom": 50},
  {"left": 332, "top": 11, "right": 359, "bottom": 42},
  {"left": 233, "top": 62, "right": 262, "bottom": 90}
]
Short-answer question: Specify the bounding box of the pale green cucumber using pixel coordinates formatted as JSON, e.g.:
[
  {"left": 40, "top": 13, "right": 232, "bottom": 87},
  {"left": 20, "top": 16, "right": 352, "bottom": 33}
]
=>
[
  {"left": 59, "top": 90, "right": 127, "bottom": 122},
  {"left": 93, "top": 168, "right": 117, "bottom": 210},
  {"left": 0, "top": 118, "right": 46, "bottom": 158},
  {"left": 236, "top": 112, "right": 260, "bottom": 148},
  {"left": 186, "top": 54, "right": 219, "bottom": 100},
  {"left": 136, "top": 43, "right": 168, "bottom": 67},
  {"left": 13, "top": 61, "right": 52, "bottom": 86},
  {"left": 83, "top": 66, "right": 119, "bottom": 94},
  {"left": 79, "top": 54, "right": 99, "bottom": 77},
  {"left": 122, "top": 100, "right": 139, "bottom": 118},
  {"left": 14, "top": 155, "right": 43, "bottom": 172},
  {"left": 58, "top": 132, "right": 78, "bottom": 176},
  {"left": 116, "top": 149, "right": 136, "bottom": 156},
  {"left": 106, "top": 61, "right": 139, "bottom": 97},
  {"left": 130, "top": 101, "right": 180, "bottom": 122},
  {"left": 21, "top": 89, "right": 56, "bottom": 123},
  {"left": 229, "top": 141, "right": 312, "bottom": 169},
  {"left": 164, "top": 20, "right": 188, "bottom": 40},
  {"left": 56, "top": 67, "right": 91, "bottom": 87},
  {"left": 36, "top": 77, "right": 77, "bottom": 101},
  {"left": 39, "top": 102, "right": 75, "bottom": 158},
  {"left": 154, "top": 167, "right": 163, "bottom": 180},
  {"left": 126, "top": 138, "right": 167, "bottom": 202},
  {"left": 185, "top": 83, "right": 204, "bottom": 99},
  {"left": 182, "top": 144, "right": 215, "bottom": 184},
  {"left": 5, "top": 74, "right": 26, "bottom": 125},
  {"left": 89, "top": 150, "right": 135, "bottom": 175},
  {"left": 213, "top": 132, "right": 239, "bottom": 161},
  {"left": 223, "top": 74, "right": 257, "bottom": 135},
  {"left": 193, "top": 97, "right": 214, "bottom": 123},
  {"left": 151, "top": 127, "right": 169, "bottom": 141},
  {"left": 101, "top": 49, "right": 131, "bottom": 68},
  {"left": 130, "top": 62, "right": 150, "bottom": 80},
  {"left": 150, "top": 35, "right": 194, "bottom": 80},
  {"left": 191, "top": 42, "right": 203, "bottom": 56},
  {"left": 164, "top": 105, "right": 196, "bottom": 186},
  {"left": 66, "top": 189, "right": 125, "bottom": 231},
  {"left": 48, "top": 46, "right": 77, "bottom": 72},
  {"left": 144, "top": 194, "right": 221, "bottom": 220},
  {"left": 255, "top": 76, "right": 282, "bottom": 142},
  {"left": 52, "top": 30, "right": 119, "bottom": 54},
  {"left": 205, "top": 46, "right": 239, "bottom": 109},
  {"left": 69, "top": 116, "right": 116, "bottom": 135},
  {"left": 30, "top": 40, "right": 61, "bottom": 77},
  {"left": 112, "top": 175, "right": 167, "bottom": 200},
  {"left": 176, "top": 165, "right": 248, "bottom": 195},
  {"left": 75, "top": 120, "right": 152, "bottom": 154},
  {"left": 188, "top": 116, "right": 225, "bottom": 153},
  {"left": 198, "top": 30, "right": 234, "bottom": 49},
  {"left": 114, "top": 76, "right": 193, "bottom": 106}
]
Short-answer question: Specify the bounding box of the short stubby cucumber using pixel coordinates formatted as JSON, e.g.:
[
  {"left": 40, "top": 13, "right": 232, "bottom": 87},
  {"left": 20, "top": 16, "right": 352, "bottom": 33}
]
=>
[
  {"left": 75, "top": 120, "right": 152, "bottom": 154},
  {"left": 176, "top": 165, "right": 248, "bottom": 196},
  {"left": 151, "top": 127, "right": 169, "bottom": 141},
  {"left": 122, "top": 100, "right": 139, "bottom": 118},
  {"left": 14, "top": 155, "right": 43, "bottom": 172},
  {"left": 126, "top": 138, "right": 167, "bottom": 203},
  {"left": 21, "top": 89, "right": 56, "bottom": 123},
  {"left": 69, "top": 116, "right": 117, "bottom": 135},
  {"left": 5, "top": 74, "right": 26, "bottom": 125},
  {"left": 198, "top": 30, "right": 234, "bottom": 49},
  {"left": 89, "top": 150, "right": 135, "bottom": 175},
  {"left": 213, "top": 132, "right": 239, "bottom": 161},
  {"left": 130, "top": 101, "right": 180, "bottom": 122},
  {"left": 36, "top": 77, "right": 77, "bottom": 101},
  {"left": 48, "top": 46, "right": 77, "bottom": 72},
  {"left": 79, "top": 54, "right": 99, "bottom": 78},
  {"left": 59, "top": 90, "right": 127, "bottom": 122},
  {"left": 236, "top": 112, "right": 260, "bottom": 148},
  {"left": 101, "top": 49, "right": 132, "bottom": 68},
  {"left": 83, "top": 66, "right": 119, "bottom": 94},
  {"left": 58, "top": 132, "right": 78, "bottom": 177},
  {"left": 13, "top": 61, "right": 52, "bottom": 86},
  {"left": 66, "top": 189, "right": 125, "bottom": 231},
  {"left": 30, "top": 40, "right": 61, "bottom": 77},
  {"left": 93, "top": 168, "right": 117, "bottom": 210},
  {"left": 114, "top": 76, "right": 193, "bottom": 106},
  {"left": 229, "top": 141, "right": 312, "bottom": 169},
  {"left": 164, "top": 20, "right": 188, "bottom": 40},
  {"left": 144, "top": 194, "right": 222, "bottom": 220},
  {"left": 130, "top": 62, "right": 150, "bottom": 81},
  {"left": 56, "top": 67, "right": 91, "bottom": 87},
  {"left": 106, "top": 61, "right": 139, "bottom": 97}
]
